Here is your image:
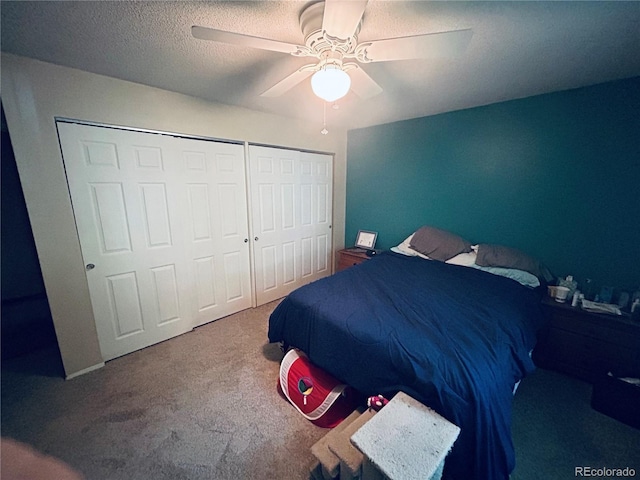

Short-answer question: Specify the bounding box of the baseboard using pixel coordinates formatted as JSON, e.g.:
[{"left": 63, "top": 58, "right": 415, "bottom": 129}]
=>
[{"left": 65, "top": 361, "right": 104, "bottom": 380}]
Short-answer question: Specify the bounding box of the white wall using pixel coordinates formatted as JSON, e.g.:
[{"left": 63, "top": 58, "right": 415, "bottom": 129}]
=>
[{"left": 1, "top": 53, "right": 348, "bottom": 378}]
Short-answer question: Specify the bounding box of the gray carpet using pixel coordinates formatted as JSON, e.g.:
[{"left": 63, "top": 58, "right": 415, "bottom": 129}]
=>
[
  {"left": 511, "top": 368, "right": 640, "bottom": 479},
  {"left": 1, "top": 301, "right": 327, "bottom": 479},
  {"left": 2, "top": 300, "right": 639, "bottom": 479}
]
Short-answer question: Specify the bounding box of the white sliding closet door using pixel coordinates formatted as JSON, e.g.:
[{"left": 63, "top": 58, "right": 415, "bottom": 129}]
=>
[
  {"left": 58, "top": 122, "right": 251, "bottom": 361},
  {"left": 249, "top": 145, "right": 333, "bottom": 306},
  {"left": 177, "top": 136, "right": 253, "bottom": 327}
]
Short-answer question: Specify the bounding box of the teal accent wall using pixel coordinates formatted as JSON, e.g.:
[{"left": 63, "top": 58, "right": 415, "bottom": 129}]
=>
[{"left": 346, "top": 77, "right": 640, "bottom": 292}]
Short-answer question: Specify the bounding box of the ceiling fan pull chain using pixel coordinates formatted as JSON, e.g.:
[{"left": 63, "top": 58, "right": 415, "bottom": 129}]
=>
[{"left": 321, "top": 102, "right": 328, "bottom": 135}]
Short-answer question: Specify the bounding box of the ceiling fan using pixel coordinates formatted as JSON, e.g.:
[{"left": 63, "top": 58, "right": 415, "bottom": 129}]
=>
[{"left": 192, "top": 0, "right": 472, "bottom": 102}]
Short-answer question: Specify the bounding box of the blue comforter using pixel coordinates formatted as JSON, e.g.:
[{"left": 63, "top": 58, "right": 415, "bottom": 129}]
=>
[{"left": 268, "top": 251, "right": 546, "bottom": 480}]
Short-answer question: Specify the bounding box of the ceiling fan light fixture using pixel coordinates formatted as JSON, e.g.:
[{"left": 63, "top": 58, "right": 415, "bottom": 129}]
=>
[{"left": 311, "top": 65, "right": 351, "bottom": 102}]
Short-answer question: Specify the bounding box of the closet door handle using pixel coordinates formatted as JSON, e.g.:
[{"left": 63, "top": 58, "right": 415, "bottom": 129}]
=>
[
  {"left": 86, "top": 263, "right": 95, "bottom": 271},
  {"left": 254, "top": 236, "right": 259, "bottom": 241},
  {"left": 244, "top": 238, "right": 248, "bottom": 243}
]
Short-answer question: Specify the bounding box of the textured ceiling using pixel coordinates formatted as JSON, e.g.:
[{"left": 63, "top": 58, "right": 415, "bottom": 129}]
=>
[{"left": 2, "top": 1, "right": 639, "bottom": 130}]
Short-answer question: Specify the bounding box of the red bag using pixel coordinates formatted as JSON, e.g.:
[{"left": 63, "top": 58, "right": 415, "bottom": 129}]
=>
[{"left": 279, "top": 349, "right": 359, "bottom": 428}]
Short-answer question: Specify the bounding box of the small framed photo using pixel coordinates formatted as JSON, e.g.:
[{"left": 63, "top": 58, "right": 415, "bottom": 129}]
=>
[{"left": 355, "top": 230, "right": 378, "bottom": 250}]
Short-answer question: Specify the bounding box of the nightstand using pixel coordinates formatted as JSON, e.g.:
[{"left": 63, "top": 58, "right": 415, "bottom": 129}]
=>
[
  {"left": 533, "top": 296, "right": 640, "bottom": 382},
  {"left": 337, "top": 248, "right": 375, "bottom": 272}
]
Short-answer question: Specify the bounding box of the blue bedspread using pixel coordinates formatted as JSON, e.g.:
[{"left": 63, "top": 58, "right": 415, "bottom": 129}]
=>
[{"left": 268, "top": 251, "right": 546, "bottom": 480}]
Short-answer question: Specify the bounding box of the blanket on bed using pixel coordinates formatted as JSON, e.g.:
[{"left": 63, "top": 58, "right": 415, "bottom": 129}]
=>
[{"left": 268, "top": 251, "right": 546, "bottom": 480}]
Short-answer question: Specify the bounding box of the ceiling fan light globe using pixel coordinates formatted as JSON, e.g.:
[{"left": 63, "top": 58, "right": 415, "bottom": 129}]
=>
[{"left": 311, "top": 68, "right": 351, "bottom": 102}]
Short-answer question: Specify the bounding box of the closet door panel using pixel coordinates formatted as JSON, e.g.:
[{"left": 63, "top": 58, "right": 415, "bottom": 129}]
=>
[
  {"left": 249, "top": 145, "right": 332, "bottom": 306},
  {"left": 178, "top": 138, "right": 252, "bottom": 326},
  {"left": 59, "top": 123, "right": 193, "bottom": 360}
]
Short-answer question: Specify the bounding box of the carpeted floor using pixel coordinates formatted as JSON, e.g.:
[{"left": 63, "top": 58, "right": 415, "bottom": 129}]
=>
[
  {"left": 2, "top": 300, "right": 639, "bottom": 479},
  {"left": 511, "top": 367, "right": 640, "bottom": 479}
]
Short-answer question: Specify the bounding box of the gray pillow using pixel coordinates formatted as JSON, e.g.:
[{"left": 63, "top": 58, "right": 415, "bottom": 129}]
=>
[
  {"left": 409, "top": 226, "right": 472, "bottom": 262},
  {"left": 475, "top": 244, "right": 553, "bottom": 282}
]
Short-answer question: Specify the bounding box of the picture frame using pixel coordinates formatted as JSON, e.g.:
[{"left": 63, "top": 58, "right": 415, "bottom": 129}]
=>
[{"left": 355, "top": 230, "right": 378, "bottom": 250}]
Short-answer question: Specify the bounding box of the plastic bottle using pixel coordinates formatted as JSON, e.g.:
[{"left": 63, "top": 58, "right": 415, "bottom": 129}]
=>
[
  {"left": 631, "top": 298, "right": 640, "bottom": 322},
  {"left": 571, "top": 290, "right": 581, "bottom": 307}
]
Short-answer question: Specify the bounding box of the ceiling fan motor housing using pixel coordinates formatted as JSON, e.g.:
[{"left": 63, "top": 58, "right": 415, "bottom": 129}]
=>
[{"left": 298, "top": 2, "right": 361, "bottom": 59}]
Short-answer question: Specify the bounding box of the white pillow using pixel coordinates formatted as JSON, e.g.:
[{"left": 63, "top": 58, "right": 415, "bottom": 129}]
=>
[
  {"left": 391, "top": 233, "right": 431, "bottom": 259},
  {"left": 445, "top": 251, "right": 477, "bottom": 267}
]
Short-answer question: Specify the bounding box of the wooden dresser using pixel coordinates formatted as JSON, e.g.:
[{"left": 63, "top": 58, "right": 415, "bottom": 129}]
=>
[
  {"left": 337, "top": 248, "right": 374, "bottom": 272},
  {"left": 534, "top": 296, "right": 640, "bottom": 382}
]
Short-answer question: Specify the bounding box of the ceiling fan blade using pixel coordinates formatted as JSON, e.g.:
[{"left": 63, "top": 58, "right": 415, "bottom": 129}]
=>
[
  {"left": 192, "top": 26, "right": 300, "bottom": 55},
  {"left": 359, "top": 29, "right": 473, "bottom": 62},
  {"left": 346, "top": 65, "right": 383, "bottom": 99},
  {"left": 322, "top": 0, "right": 368, "bottom": 42},
  {"left": 260, "top": 65, "right": 316, "bottom": 98}
]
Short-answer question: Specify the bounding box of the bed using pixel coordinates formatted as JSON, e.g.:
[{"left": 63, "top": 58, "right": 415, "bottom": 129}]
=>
[{"left": 268, "top": 227, "right": 549, "bottom": 480}]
